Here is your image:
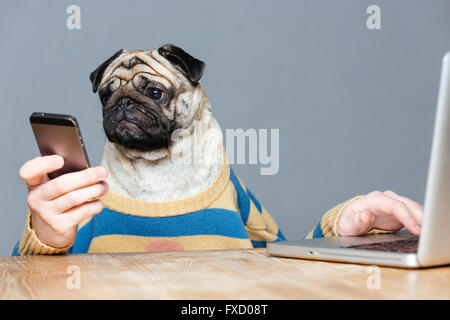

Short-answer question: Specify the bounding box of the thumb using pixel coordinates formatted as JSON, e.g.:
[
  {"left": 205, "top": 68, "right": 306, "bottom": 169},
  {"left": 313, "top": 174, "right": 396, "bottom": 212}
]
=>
[{"left": 19, "top": 155, "right": 64, "bottom": 190}]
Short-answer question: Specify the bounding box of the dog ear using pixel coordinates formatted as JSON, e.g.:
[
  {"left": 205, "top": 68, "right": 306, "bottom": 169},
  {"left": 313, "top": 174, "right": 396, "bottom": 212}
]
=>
[
  {"left": 158, "top": 44, "right": 205, "bottom": 85},
  {"left": 89, "top": 49, "right": 124, "bottom": 93}
]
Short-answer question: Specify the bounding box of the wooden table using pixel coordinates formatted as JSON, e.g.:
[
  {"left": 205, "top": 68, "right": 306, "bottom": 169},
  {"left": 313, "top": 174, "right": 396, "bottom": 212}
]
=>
[{"left": 0, "top": 248, "right": 449, "bottom": 299}]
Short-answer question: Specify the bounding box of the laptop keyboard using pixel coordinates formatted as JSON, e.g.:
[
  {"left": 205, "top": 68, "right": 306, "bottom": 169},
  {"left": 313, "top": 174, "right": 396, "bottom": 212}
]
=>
[{"left": 344, "top": 239, "right": 419, "bottom": 253}]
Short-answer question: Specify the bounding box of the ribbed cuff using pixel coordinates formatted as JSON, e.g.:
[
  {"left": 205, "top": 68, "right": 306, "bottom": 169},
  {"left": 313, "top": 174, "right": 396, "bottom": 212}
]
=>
[
  {"left": 18, "top": 210, "right": 72, "bottom": 255},
  {"left": 320, "top": 195, "right": 365, "bottom": 237},
  {"left": 367, "top": 228, "right": 396, "bottom": 235}
]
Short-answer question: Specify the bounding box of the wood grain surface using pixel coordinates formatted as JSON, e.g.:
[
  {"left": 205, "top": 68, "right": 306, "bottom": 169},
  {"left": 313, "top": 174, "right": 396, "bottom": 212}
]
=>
[{"left": 0, "top": 249, "right": 449, "bottom": 299}]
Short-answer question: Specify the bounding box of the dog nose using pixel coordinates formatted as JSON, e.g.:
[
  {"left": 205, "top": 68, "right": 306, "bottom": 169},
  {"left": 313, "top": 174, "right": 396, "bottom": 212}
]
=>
[{"left": 115, "top": 97, "right": 137, "bottom": 121}]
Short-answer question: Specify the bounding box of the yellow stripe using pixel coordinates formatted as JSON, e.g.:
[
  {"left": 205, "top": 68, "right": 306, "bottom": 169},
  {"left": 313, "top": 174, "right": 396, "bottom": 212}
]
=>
[
  {"left": 208, "top": 180, "right": 239, "bottom": 211},
  {"left": 245, "top": 227, "right": 278, "bottom": 243},
  {"left": 246, "top": 200, "right": 267, "bottom": 230},
  {"left": 87, "top": 234, "right": 253, "bottom": 253},
  {"left": 234, "top": 175, "right": 273, "bottom": 231},
  {"left": 100, "top": 152, "right": 230, "bottom": 217},
  {"left": 304, "top": 230, "right": 314, "bottom": 240},
  {"left": 260, "top": 206, "right": 279, "bottom": 236}
]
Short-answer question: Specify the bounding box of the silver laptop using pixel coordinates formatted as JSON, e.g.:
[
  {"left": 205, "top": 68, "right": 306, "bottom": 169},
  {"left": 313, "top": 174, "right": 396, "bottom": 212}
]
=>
[{"left": 267, "top": 52, "right": 450, "bottom": 268}]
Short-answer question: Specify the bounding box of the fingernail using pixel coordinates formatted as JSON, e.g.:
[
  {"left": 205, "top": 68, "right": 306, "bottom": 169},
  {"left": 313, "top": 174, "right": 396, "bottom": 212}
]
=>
[
  {"left": 53, "top": 156, "right": 64, "bottom": 167},
  {"left": 415, "top": 225, "right": 421, "bottom": 233},
  {"left": 96, "top": 167, "right": 107, "bottom": 178}
]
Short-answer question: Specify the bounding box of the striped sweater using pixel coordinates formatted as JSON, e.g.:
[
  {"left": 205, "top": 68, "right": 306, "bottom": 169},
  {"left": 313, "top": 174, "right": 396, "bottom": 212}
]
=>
[{"left": 12, "top": 163, "right": 357, "bottom": 256}]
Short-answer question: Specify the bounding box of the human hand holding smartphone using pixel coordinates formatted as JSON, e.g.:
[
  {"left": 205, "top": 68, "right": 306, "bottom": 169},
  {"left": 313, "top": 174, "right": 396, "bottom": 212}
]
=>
[{"left": 18, "top": 113, "right": 109, "bottom": 249}]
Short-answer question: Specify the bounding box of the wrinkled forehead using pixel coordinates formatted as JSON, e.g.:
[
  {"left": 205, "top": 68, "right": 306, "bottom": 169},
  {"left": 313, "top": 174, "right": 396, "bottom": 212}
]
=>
[{"left": 99, "top": 49, "right": 185, "bottom": 89}]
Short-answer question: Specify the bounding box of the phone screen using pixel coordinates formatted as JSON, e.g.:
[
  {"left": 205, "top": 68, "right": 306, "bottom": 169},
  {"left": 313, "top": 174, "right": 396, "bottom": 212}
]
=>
[{"left": 30, "top": 113, "right": 90, "bottom": 180}]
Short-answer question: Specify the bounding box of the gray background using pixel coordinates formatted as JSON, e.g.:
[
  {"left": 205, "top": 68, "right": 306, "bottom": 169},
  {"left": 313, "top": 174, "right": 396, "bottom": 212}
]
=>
[{"left": 0, "top": 0, "right": 449, "bottom": 256}]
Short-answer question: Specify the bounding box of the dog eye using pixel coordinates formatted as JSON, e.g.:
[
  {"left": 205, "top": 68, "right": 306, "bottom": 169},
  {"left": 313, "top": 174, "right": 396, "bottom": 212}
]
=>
[{"left": 147, "top": 87, "right": 164, "bottom": 100}]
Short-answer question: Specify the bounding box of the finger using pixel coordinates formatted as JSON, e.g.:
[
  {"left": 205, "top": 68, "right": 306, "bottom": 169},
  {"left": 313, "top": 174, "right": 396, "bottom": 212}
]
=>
[
  {"left": 351, "top": 210, "right": 374, "bottom": 235},
  {"left": 60, "top": 200, "right": 104, "bottom": 226},
  {"left": 50, "top": 181, "right": 109, "bottom": 213},
  {"left": 337, "top": 209, "right": 374, "bottom": 236},
  {"left": 366, "top": 190, "right": 382, "bottom": 197},
  {"left": 35, "top": 166, "right": 108, "bottom": 200},
  {"left": 19, "top": 155, "right": 64, "bottom": 189},
  {"left": 369, "top": 195, "right": 421, "bottom": 236},
  {"left": 382, "top": 191, "right": 423, "bottom": 225}
]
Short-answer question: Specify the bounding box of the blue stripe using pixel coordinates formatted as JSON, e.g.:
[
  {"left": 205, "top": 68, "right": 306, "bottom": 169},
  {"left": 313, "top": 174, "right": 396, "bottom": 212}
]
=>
[
  {"left": 11, "top": 240, "right": 19, "bottom": 256},
  {"left": 312, "top": 221, "right": 324, "bottom": 238},
  {"left": 246, "top": 188, "right": 262, "bottom": 213},
  {"left": 229, "top": 168, "right": 250, "bottom": 223},
  {"left": 69, "top": 207, "right": 251, "bottom": 253},
  {"left": 68, "top": 219, "right": 95, "bottom": 254},
  {"left": 251, "top": 229, "right": 286, "bottom": 248},
  {"left": 276, "top": 229, "right": 286, "bottom": 241},
  {"left": 251, "top": 240, "right": 267, "bottom": 248}
]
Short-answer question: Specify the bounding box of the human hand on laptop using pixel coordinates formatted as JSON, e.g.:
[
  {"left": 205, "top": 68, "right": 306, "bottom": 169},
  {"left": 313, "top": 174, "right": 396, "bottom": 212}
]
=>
[{"left": 336, "top": 190, "right": 423, "bottom": 237}]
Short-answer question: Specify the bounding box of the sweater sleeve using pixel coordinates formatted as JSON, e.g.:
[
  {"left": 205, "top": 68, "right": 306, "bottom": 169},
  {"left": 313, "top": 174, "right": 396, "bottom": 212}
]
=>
[
  {"left": 304, "top": 195, "right": 396, "bottom": 239},
  {"left": 14, "top": 210, "right": 72, "bottom": 256},
  {"left": 229, "top": 168, "right": 286, "bottom": 248}
]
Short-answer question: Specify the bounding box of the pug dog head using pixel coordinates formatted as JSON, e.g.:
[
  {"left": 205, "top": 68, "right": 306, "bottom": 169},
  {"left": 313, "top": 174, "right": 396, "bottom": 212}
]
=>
[{"left": 90, "top": 44, "right": 207, "bottom": 152}]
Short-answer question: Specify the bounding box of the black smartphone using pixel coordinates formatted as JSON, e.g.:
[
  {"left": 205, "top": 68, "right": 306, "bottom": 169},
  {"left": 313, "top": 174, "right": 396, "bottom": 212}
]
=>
[{"left": 29, "top": 112, "right": 91, "bottom": 180}]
